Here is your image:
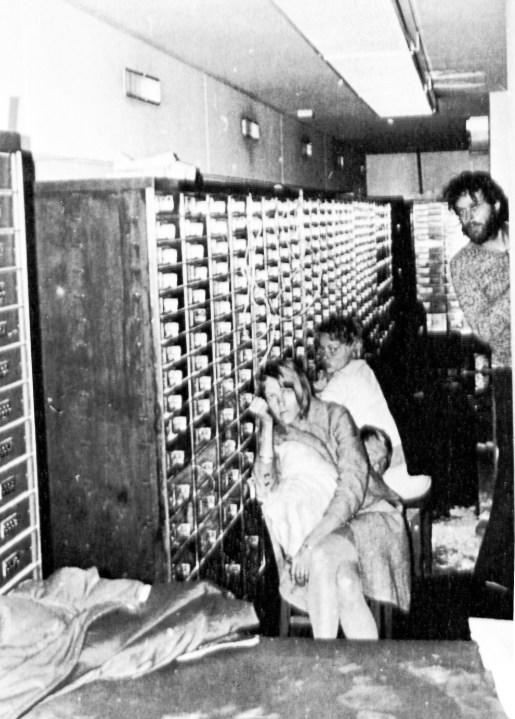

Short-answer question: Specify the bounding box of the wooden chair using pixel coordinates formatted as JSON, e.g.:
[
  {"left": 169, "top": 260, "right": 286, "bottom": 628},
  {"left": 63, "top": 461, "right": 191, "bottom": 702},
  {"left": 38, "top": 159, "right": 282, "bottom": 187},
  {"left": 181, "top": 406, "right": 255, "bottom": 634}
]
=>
[
  {"left": 265, "top": 492, "right": 432, "bottom": 638},
  {"left": 263, "top": 520, "right": 395, "bottom": 639},
  {"left": 403, "top": 491, "right": 432, "bottom": 579}
]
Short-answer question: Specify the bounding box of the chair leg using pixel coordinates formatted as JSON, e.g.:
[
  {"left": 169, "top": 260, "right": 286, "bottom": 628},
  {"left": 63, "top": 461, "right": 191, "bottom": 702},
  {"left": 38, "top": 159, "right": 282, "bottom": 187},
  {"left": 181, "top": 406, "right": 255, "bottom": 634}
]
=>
[
  {"left": 405, "top": 507, "right": 422, "bottom": 578},
  {"left": 368, "top": 598, "right": 393, "bottom": 638},
  {"left": 381, "top": 604, "right": 393, "bottom": 639},
  {"left": 420, "top": 503, "right": 433, "bottom": 577},
  {"left": 279, "top": 597, "right": 291, "bottom": 637},
  {"left": 405, "top": 502, "right": 433, "bottom": 579}
]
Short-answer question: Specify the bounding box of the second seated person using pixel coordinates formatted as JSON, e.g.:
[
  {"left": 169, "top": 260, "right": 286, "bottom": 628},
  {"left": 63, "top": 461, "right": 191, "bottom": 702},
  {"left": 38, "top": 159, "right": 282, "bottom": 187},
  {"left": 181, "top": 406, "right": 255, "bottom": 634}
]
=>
[
  {"left": 250, "top": 358, "right": 410, "bottom": 640},
  {"left": 315, "top": 316, "right": 431, "bottom": 503}
]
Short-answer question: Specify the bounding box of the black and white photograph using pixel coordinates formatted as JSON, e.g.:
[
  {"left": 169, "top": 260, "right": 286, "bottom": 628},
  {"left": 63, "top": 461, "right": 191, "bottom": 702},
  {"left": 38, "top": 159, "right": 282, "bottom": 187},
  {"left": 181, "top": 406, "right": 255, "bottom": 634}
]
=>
[{"left": 0, "top": 1, "right": 513, "bottom": 717}]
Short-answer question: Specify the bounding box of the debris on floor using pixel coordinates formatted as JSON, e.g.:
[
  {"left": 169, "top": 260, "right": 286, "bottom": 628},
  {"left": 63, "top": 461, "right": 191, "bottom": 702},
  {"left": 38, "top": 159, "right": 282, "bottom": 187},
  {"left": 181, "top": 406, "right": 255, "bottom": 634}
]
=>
[{"left": 432, "top": 497, "right": 491, "bottom": 574}]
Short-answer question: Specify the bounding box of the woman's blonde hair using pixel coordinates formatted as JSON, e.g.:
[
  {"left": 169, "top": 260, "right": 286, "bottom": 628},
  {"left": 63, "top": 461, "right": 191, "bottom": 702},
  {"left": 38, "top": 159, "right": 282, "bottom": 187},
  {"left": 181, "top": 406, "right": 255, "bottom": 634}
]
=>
[{"left": 257, "top": 357, "right": 311, "bottom": 419}]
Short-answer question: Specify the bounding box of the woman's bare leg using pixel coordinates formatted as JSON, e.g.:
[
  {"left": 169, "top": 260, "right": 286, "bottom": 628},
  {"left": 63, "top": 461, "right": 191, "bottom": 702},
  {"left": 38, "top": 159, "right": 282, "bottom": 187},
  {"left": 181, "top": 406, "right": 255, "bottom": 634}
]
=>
[
  {"left": 336, "top": 559, "right": 378, "bottom": 639},
  {"left": 307, "top": 533, "right": 352, "bottom": 638},
  {"left": 307, "top": 532, "right": 378, "bottom": 640}
]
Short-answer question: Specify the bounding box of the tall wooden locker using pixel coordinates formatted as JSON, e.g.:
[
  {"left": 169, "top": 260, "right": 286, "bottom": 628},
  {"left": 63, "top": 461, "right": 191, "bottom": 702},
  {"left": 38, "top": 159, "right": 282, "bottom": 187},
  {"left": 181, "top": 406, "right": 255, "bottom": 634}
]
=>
[
  {"left": 0, "top": 133, "right": 41, "bottom": 593},
  {"left": 34, "top": 179, "right": 165, "bottom": 583},
  {"left": 34, "top": 177, "right": 395, "bottom": 594}
]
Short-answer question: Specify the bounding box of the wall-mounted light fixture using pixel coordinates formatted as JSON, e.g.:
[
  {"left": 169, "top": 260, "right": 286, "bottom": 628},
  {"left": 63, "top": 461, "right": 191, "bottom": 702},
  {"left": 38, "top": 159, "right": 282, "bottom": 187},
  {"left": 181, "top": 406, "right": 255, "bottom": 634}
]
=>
[
  {"left": 335, "top": 153, "right": 345, "bottom": 170},
  {"left": 297, "top": 108, "right": 315, "bottom": 120},
  {"left": 125, "top": 68, "right": 161, "bottom": 105},
  {"left": 273, "top": 0, "right": 436, "bottom": 117},
  {"left": 301, "top": 137, "right": 313, "bottom": 159},
  {"left": 241, "top": 117, "right": 261, "bottom": 140}
]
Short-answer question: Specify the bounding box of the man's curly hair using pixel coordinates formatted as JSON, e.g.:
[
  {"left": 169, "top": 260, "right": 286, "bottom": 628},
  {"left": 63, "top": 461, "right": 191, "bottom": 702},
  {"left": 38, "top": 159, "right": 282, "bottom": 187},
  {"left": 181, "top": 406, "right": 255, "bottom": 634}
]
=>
[{"left": 443, "top": 171, "right": 509, "bottom": 225}]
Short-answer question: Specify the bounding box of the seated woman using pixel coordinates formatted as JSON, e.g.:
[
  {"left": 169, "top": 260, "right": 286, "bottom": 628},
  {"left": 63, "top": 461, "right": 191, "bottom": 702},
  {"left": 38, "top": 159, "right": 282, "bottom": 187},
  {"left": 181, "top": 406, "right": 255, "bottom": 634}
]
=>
[
  {"left": 250, "top": 358, "right": 410, "bottom": 640},
  {"left": 315, "top": 315, "right": 431, "bottom": 503}
]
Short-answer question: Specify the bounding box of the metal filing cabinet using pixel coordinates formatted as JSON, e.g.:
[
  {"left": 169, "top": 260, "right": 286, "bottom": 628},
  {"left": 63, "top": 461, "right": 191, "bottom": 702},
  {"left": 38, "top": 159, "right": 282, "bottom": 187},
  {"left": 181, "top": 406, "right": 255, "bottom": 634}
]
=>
[
  {"left": 34, "top": 177, "right": 394, "bottom": 598},
  {"left": 0, "top": 134, "right": 41, "bottom": 593},
  {"left": 411, "top": 200, "right": 471, "bottom": 336}
]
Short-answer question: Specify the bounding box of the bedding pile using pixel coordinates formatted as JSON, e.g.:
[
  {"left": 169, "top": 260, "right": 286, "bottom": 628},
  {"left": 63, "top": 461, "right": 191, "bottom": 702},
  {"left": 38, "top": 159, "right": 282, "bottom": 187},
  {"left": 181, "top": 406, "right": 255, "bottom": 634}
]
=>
[{"left": 0, "top": 567, "right": 259, "bottom": 719}]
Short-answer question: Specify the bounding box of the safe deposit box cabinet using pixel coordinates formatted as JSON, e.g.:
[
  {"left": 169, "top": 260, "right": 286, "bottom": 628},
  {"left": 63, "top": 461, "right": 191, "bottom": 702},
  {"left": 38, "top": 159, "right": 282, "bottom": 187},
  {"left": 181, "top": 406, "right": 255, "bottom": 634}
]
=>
[
  {"left": 34, "top": 177, "right": 393, "bottom": 598},
  {"left": 0, "top": 134, "right": 41, "bottom": 593}
]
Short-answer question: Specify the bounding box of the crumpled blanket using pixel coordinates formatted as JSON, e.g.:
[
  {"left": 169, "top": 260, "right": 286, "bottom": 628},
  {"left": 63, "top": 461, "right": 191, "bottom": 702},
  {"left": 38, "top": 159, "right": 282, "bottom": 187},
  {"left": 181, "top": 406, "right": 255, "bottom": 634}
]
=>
[{"left": 0, "top": 567, "right": 258, "bottom": 719}]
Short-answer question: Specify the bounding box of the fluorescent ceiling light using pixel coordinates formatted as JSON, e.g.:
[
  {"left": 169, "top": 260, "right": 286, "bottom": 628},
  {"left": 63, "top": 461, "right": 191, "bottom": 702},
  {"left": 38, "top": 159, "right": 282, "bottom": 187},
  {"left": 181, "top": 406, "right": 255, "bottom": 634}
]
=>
[{"left": 273, "top": 0, "right": 434, "bottom": 118}]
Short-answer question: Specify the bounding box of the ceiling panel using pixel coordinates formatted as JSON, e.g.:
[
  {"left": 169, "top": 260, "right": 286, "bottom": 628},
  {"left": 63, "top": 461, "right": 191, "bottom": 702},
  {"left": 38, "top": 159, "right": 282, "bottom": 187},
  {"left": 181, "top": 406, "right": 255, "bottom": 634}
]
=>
[{"left": 65, "top": 0, "right": 507, "bottom": 152}]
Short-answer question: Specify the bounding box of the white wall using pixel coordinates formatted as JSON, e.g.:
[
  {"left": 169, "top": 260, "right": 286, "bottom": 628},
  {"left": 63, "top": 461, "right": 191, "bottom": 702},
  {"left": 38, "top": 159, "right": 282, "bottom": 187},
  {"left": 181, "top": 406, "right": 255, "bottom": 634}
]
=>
[
  {"left": 367, "top": 150, "right": 489, "bottom": 199},
  {"left": 1, "top": 0, "right": 357, "bottom": 189},
  {"left": 0, "top": 3, "right": 25, "bottom": 134},
  {"left": 490, "top": 91, "right": 511, "bottom": 194},
  {"left": 2, "top": 0, "right": 209, "bottom": 178},
  {"left": 366, "top": 153, "right": 419, "bottom": 198},
  {"left": 421, "top": 151, "right": 489, "bottom": 197}
]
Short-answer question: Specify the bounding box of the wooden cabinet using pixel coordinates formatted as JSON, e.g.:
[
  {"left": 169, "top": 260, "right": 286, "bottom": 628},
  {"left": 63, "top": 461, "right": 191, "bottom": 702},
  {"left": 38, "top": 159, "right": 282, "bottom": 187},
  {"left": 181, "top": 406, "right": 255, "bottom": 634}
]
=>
[
  {"left": 34, "top": 178, "right": 394, "bottom": 595},
  {"left": 34, "top": 179, "right": 164, "bottom": 582}
]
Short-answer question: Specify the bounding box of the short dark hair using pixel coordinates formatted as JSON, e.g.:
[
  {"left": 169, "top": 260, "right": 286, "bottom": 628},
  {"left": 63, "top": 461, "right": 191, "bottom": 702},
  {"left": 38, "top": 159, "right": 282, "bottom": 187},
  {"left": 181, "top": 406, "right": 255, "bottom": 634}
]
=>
[
  {"left": 359, "top": 424, "right": 393, "bottom": 466},
  {"left": 443, "top": 171, "right": 509, "bottom": 224},
  {"left": 316, "top": 315, "right": 362, "bottom": 346},
  {"left": 257, "top": 357, "right": 311, "bottom": 418}
]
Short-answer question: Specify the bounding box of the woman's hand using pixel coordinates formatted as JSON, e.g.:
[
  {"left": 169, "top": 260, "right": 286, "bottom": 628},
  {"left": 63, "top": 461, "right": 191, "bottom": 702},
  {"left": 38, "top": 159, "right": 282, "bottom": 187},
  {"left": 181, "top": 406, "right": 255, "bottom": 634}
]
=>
[
  {"left": 312, "top": 369, "right": 328, "bottom": 393},
  {"left": 291, "top": 542, "right": 313, "bottom": 586},
  {"left": 248, "top": 396, "right": 273, "bottom": 425}
]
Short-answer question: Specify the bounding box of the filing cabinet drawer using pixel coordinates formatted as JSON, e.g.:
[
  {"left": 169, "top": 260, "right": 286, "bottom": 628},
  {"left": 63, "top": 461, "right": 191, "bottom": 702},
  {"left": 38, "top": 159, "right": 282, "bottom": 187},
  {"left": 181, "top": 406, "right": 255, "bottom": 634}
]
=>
[
  {"left": 0, "top": 154, "right": 11, "bottom": 189},
  {"left": 0, "top": 496, "right": 30, "bottom": 549},
  {"left": 0, "top": 346, "right": 22, "bottom": 388},
  {"left": 0, "top": 534, "right": 33, "bottom": 589},
  {"left": 0, "top": 270, "right": 18, "bottom": 307},
  {"left": 0, "top": 384, "right": 24, "bottom": 426},
  {"left": 0, "top": 461, "right": 28, "bottom": 506},
  {"left": 0, "top": 195, "right": 13, "bottom": 229},
  {"left": 0, "top": 309, "right": 19, "bottom": 348},
  {"left": 0, "top": 233, "right": 16, "bottom": 268},
  {"left": 0, "top": 424, "right": 26, "bottom": 469},
  {"left": 0, "top": 143, "right": 40, "bottom": 593}
]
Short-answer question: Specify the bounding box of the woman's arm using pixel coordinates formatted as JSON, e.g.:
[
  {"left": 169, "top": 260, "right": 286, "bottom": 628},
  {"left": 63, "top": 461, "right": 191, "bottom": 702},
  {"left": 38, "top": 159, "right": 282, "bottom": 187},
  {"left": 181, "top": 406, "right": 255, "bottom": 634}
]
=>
[
  {"left": 321, "top": 403, "right": 369, "bottom": 523},
  {"left": 282, "top": 424, "right": 335, "bottom": 464},
  {"left": 290, "top": 403, "right": 369, "bottom": 583},
  {"left": 389, "top": 442, "right": 405, "bottom": 469},
  {"left": 249, "top": 397, "right": 277, "bottom": 500}
]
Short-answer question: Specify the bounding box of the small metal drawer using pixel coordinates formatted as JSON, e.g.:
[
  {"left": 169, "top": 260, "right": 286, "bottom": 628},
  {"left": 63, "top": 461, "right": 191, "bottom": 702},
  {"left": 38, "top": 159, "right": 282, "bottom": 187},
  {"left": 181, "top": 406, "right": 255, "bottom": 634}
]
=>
[
  {"left": 0, "top": 534, "right": 33, "bottom": 588},
  {"left": 0, "top": 233, "right": 16, "bottom": 268},
  {"left": 0, "top": 384, "right": 25, "bottom": 426},
  {"left": 0, "top": 496, "right": 30, "bottom": 549},
  {"left": 0, "top": 461, "right": 28, "bottom": 507},
  {"left": 0, "top": 195, "right": 13, "bottom": 229},
  {"left": 0, "top": 424, "right": 27, "bottom": 470},
  {"left": 0, "top": 309, "right": 20, "bottom": 348},
  {"left": 0, "top": 154, "right": 12, "bottom": 190},
  {"left": 0, "top": 346, "right": 22, "bottom": 389},
  {"left": 0, "top": 271, "right": 18, "bottom": 307}
]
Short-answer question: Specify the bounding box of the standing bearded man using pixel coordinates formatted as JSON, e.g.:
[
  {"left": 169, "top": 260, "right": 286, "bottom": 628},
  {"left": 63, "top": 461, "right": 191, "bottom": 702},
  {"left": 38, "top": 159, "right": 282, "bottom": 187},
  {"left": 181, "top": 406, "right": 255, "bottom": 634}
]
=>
[{"left": 444, "top": 170, "right": 512, "bottom": 599}]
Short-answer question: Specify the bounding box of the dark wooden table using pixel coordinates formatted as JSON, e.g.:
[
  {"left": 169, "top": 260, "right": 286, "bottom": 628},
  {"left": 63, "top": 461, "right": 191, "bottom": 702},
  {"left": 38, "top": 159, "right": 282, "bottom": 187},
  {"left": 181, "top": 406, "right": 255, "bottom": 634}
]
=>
[{"left": 28, "top": 637, "right": 508, "bottom": 718}]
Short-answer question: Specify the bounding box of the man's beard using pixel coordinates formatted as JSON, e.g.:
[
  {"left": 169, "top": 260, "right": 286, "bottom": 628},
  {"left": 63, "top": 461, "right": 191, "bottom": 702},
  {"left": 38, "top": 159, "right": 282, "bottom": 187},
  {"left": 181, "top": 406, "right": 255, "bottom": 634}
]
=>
[{"left": 464, "top": 211, "right": 502, "bottom": 245}]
